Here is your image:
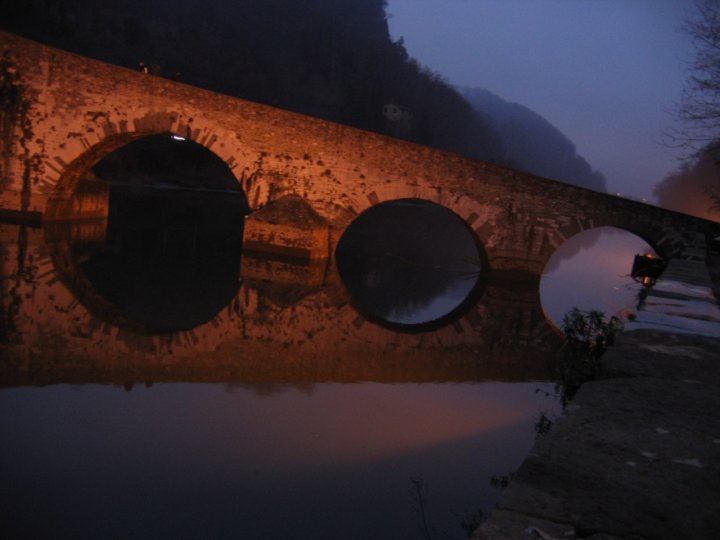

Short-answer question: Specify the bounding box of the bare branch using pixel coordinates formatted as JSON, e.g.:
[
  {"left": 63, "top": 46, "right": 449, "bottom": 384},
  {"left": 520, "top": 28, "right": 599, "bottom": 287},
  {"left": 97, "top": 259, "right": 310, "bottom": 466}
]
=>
[{"left": 674, "top": 0, "right": 720, "bottom": 153}]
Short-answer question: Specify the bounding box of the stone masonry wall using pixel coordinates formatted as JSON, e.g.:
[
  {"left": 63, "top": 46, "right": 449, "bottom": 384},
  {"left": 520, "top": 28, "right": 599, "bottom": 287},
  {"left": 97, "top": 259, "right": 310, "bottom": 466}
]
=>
[{"left": 1, "top": 31, "right": 718, "bottom": 277}]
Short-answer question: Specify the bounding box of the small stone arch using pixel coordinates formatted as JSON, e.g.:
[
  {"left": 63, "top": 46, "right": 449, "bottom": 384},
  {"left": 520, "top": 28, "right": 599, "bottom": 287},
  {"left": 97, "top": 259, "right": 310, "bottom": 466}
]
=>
[
  {"left": 541, "top": 215, "right": 683, "bottom": 273},
  {"left": 604, "top": 219, "right": 696, "bottom": 259}
]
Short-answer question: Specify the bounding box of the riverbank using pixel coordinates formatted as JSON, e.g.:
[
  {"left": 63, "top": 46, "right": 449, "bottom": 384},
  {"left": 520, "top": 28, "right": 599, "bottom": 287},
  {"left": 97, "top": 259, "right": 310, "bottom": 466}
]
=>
[{"left": 473, "top": 253, "right": 720, "bottom": 539}]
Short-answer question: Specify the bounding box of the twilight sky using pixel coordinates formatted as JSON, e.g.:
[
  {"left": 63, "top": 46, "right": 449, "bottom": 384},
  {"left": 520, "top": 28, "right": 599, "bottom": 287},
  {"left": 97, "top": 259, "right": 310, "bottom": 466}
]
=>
[{"left": 386, "top": 0, "right": 698, "bottom": 201}]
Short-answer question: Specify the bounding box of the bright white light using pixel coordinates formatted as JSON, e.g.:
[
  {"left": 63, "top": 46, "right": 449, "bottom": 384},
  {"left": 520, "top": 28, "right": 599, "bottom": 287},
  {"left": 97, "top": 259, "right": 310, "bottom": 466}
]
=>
[{"left": 170, "top": 135, "right": 185, "bottom": 141}]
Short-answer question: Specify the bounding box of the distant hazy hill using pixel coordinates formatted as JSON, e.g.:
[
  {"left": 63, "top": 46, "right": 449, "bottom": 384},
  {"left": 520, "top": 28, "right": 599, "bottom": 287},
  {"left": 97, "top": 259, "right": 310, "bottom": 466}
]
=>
[{"left": 462, "top": 88, "right": 607, "bottom": 192}]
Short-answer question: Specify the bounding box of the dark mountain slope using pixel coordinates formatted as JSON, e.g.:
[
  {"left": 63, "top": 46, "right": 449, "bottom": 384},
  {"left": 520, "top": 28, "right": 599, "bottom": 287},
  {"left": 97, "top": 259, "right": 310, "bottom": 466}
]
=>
[{"left": 3, "top": 0, "right": 504, "bottom": 163}]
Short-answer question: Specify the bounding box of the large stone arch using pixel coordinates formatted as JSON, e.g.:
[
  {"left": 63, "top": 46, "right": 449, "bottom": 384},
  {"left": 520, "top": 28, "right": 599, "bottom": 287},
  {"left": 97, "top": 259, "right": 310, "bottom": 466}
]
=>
[
  {"left": 35, "top": 115, "right": 259, "bottom": 336},
  {"left": 40, "top": 110, "right": 274, "bottom": 219}
]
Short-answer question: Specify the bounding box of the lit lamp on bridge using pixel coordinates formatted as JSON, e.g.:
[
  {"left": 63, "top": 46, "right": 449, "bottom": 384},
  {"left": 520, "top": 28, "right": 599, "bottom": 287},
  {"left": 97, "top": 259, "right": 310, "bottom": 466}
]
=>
[{"left": 630, "top": 253, "right": 666, "bottom": 287}]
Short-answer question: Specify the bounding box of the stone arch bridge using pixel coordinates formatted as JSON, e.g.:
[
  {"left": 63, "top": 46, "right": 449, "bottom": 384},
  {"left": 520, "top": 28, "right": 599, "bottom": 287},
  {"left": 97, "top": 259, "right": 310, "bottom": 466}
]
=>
[
  {"left": 4, "top": 31, "right": 720, "bottom": 383},
  {"left": 3, "top": 31, "right": 718, "bottom": 275}
]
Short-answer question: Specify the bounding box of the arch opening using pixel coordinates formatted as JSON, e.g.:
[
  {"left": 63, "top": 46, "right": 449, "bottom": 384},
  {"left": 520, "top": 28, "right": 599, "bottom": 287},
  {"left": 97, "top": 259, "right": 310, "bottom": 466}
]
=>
[
  {"left": 45, "top": 133, "right": 250, "bottom": 333},
  {"left": 334, "top": 198, "right": 487, "bottom": 330},
  {"left": 539, "top": 226, "right": 657, "bottom": 329},
  {"left": 91, "top": 133, "right": 243, "bottom": 193}
]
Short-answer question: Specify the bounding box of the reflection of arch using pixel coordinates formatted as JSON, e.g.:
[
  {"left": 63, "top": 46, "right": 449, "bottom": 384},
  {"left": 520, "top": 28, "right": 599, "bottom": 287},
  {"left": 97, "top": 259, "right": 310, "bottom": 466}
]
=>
[
  {"left": 334, "top": 197, "right": 490, "bottom": 330},
  {"left": 43, "top": 219, "right": 159, "bottom": 334},
  {"left": 3, "top": 226, "right": 565, "bottom": 385},
  {"left": 43, "top": 216, "right": 246, "bottom": 336}
]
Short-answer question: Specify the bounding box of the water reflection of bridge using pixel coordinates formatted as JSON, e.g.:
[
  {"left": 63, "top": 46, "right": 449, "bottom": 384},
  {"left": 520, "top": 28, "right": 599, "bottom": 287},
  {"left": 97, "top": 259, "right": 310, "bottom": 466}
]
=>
[{"left": 0, "top": 223, "right": 563, "bottom": 387}]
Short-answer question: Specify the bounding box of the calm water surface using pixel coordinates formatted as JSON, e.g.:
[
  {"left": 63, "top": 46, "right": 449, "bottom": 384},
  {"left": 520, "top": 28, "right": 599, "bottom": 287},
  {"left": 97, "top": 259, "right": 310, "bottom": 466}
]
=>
[
  {"left": 0, "top": 212, "right": 650, "bottom": 539},
  {"left": 0, "top": 137, "right": 655, "bottom": 539},
  {"left": 0, "top": 204, "right": 561, "bottom": 539},
  {"left": 1, "top": 382, "right": 556, "bottom": 539}
]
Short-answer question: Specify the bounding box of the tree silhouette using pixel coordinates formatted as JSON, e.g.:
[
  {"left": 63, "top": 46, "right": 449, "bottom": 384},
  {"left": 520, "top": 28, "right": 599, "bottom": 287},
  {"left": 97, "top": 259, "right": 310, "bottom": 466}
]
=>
[
  {"left": 662, "top": 0, "right": 720, "bottom": 215},
  {"left": 675, "top": 0, "right": 720, "bottom": 153}
]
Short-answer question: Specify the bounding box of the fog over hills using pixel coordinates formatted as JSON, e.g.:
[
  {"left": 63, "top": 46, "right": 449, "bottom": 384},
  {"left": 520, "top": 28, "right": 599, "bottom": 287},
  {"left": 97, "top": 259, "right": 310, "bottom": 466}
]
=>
[
  {"left": 462, "top": 88, "right": 607, "bottom": 192},
  {"left": 4, "top": 0, "right": 606, "bottom": 192}
]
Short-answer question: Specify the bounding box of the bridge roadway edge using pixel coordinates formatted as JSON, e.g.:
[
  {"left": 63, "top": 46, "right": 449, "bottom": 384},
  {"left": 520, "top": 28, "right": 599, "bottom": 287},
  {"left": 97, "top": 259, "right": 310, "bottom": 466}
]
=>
[{"left": 472, "top": 253, "right": 720, "bottom": 539}]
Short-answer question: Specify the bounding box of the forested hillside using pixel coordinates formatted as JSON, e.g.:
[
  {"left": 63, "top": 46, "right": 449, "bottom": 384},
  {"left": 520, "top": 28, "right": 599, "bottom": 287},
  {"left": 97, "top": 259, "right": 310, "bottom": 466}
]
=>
[{"left": 3, "top": 0, "right": 606, "bottom": 191}]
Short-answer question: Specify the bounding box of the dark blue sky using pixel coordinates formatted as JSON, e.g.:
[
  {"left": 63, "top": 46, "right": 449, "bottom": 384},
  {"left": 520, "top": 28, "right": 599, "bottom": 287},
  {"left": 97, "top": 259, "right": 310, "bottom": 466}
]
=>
[{"left": 386, "top": 0, "right": 697, "bottom": 201}]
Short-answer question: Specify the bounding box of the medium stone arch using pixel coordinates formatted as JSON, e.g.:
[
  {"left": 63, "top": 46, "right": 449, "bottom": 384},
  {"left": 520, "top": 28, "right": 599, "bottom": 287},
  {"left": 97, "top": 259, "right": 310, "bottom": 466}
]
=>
[
  {"left": 330, "top": 184, "right": 492, "bottom": 257},
  {"left": 332, "top": 194, "right": 496, "bottom": 333}
]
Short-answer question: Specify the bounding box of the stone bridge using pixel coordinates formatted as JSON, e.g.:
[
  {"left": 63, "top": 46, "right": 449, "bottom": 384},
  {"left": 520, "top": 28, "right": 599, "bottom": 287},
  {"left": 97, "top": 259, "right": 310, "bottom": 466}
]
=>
[
  {"left": 1, "top": 32, "right": 719, "bottom": 383},
  {"left": 3, "top": 31, "right": 718, "bottom": 275}
]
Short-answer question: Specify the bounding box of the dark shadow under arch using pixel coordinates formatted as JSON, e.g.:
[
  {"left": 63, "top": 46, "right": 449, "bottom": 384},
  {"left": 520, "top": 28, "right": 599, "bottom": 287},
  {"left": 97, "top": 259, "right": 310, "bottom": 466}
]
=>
[
  {"left": 43, "top": 133, "right": 250, "bottom": 333},
  {"left": 45, "top": 132, "right": 247, "bottom": 219}
]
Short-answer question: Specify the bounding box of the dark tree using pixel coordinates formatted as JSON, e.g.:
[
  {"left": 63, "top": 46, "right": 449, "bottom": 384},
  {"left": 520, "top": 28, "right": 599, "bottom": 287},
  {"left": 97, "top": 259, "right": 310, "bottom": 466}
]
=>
[
  {"left": 655, "top": 142, "right": 720, "bottom": 220},
  {"left": 675, "top": 0, "right": 720, "bottom": 152},
  {"left": 662, "top": 0, "right": 720, "bottom": 216}
]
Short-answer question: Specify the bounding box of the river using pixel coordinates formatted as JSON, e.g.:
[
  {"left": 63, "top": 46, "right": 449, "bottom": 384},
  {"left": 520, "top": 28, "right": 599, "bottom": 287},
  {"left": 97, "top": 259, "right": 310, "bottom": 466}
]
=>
[{"left": 0, "top": 137, "right": 655, "bottom": 539}]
